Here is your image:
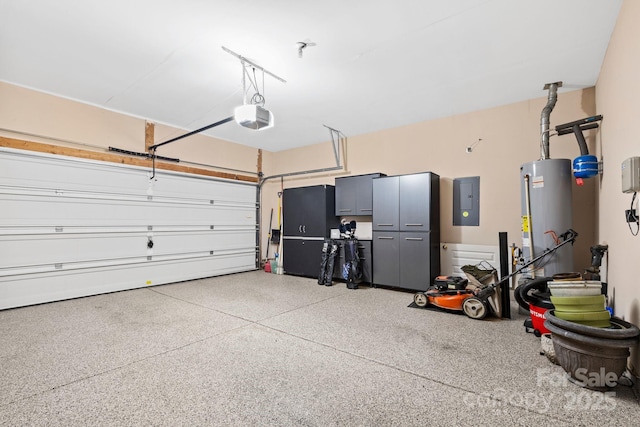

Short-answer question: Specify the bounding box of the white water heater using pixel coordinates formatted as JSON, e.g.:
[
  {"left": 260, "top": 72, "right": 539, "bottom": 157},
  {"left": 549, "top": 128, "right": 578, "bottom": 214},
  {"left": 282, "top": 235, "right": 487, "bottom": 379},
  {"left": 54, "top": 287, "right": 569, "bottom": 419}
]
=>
[{"left": 520, "top": 158, "right": 574, "bottom": 278}]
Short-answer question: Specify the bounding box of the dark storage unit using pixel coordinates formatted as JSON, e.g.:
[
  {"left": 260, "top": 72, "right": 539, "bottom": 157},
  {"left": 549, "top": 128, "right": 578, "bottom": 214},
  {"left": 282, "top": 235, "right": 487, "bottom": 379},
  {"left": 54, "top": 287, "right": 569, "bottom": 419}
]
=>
[
  {"left": 335, "top": 173, "right": 385, "bottom": 216},
  {"left": 282, "top": 239, "right": 325, "bottom": 277},
  {"left": 333, "top": 239, "right": 373, "bottom": 283},
  {"left": 372, "top": 172, "right": 440, "bottom": 291},
  {"left": 282, "top": 185, "right": 340, "bottom": 277}
]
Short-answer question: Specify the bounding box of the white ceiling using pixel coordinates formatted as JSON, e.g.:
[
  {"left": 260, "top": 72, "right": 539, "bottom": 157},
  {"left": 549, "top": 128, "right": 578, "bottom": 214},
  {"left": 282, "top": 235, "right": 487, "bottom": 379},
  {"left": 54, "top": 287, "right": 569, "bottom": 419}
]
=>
[{"left": 0, "top": 0, "right": 623, "bottom": 152}]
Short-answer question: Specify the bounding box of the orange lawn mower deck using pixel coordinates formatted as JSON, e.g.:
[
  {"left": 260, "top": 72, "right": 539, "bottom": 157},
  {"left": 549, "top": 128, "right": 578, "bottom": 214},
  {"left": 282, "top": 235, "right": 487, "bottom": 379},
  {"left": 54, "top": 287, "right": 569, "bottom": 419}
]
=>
[{"left": 414, "top": 287, "right": 490, "bottom": 320}]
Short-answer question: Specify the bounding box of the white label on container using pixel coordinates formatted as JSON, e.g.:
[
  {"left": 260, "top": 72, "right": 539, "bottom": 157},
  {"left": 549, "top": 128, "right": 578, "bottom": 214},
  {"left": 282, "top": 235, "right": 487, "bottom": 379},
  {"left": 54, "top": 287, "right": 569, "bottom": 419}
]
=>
[{"left": 532, "top": 176, "right": 544, "bottom": 188}]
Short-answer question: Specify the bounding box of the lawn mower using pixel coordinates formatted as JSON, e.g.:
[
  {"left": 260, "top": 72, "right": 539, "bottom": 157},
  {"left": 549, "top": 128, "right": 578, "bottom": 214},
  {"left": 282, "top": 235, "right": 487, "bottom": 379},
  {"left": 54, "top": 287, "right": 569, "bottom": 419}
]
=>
[
  {"left": 413, "top": 266, "right": 500, "bottom": 320},
  {"left": 413, "top": 229, "right": 579, "bottom": 320}
]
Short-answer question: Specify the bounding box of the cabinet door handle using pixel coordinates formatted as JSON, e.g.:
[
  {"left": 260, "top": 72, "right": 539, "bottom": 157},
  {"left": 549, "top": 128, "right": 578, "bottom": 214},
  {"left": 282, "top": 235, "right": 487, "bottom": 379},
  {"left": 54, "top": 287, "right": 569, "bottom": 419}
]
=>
[
  {"left": 377, "top": 236, "right": 394, "bottom": 240},
  {"left": 339, "top": 209, "right": 352, "bottom": 212},
  {"left": 405, "top": 237, "right": 424, "bottom": 241},
  {"left": 404, "top": 224, "right": 424, "bottom": 227},
  {"left": 298, "top": 225, "right": 302, "bottom": 233},
  {"left": 376, "top": 223, "right": 394, "bottom": 227},
  {"left": 303, "top": 225, "right": 306, "bottom": 233},
  {"left": 359, "top": 208, "right": 373, "bottom": 212}
]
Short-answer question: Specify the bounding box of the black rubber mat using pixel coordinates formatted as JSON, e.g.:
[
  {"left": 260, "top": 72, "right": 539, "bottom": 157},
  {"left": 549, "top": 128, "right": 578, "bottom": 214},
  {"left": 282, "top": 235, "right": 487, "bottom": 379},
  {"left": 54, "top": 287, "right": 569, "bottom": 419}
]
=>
[{"left": 407, "top": 302, "right": 464, "bottom": 315}]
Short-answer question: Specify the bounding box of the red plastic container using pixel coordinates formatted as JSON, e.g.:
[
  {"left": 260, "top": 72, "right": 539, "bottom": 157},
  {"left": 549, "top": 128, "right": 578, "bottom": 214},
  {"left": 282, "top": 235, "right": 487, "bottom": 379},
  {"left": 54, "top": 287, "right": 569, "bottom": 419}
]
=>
[
  {"left": 529, "top": 303, "right": 551, "bottom": 335},
  {"left": 527, "top": 289, "right": 554, "bottom": 335}
]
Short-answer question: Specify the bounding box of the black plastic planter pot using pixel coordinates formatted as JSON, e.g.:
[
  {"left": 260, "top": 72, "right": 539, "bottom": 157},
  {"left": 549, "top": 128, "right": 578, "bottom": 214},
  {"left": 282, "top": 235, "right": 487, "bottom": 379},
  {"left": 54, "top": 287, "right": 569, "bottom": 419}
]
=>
[
  {"left": 544, "top": 310, "right": 640, "bottom": 390},
  {"left": 545, "top": 310, "right": 639, "bottom": 339}
]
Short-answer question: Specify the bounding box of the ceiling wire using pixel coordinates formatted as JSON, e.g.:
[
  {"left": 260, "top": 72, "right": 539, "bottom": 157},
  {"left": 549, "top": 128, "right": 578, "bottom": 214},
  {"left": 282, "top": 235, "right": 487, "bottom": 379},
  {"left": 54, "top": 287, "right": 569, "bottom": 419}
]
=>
[
  {"left": 146, "top": 46, "right": 284, "bottom": 142},
  {"left": 247, "top": 66, "right": 265, "bottom": 106}
]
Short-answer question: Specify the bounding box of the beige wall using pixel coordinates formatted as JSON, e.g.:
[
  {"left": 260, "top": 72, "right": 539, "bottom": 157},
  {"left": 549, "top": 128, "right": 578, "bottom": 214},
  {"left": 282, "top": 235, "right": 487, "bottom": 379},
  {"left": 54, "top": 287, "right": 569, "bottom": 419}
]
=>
[
  {"left": 0, "top": 81, "right": 260, "bottom": 174},
  {"left": 595, "top": 0, "right": 640, "bottom": 374},
  {"left": 264, "top": 88, "right": 599, "bottom": 275}
]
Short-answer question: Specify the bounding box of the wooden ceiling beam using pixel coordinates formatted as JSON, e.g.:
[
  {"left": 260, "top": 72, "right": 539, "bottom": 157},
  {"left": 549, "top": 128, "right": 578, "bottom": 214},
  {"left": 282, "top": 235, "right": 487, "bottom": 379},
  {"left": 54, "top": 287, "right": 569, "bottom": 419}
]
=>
[{"left": 0, "top": 136, "right": 258, "bottom": 183}]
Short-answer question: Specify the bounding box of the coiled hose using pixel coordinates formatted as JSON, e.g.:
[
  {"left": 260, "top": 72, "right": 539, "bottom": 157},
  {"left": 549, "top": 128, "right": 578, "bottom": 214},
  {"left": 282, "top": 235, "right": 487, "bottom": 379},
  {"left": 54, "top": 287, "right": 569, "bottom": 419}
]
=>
[{"left": 514, "top": 277, "right": 551, "bottom": 311}]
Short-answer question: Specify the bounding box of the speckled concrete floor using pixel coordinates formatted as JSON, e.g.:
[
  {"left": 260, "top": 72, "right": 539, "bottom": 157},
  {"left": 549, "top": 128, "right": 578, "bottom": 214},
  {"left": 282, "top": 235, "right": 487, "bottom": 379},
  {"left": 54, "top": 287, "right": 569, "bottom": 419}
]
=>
[{"left": 1, "top": 271, "right": 638, "bottom": 426}]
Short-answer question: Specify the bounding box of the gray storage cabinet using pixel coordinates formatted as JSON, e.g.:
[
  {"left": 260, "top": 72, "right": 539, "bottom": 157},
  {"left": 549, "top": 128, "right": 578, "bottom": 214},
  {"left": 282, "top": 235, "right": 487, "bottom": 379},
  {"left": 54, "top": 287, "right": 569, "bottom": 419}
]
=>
[
  {"left": 335, "top": 173, "right": 385, "bottom": 216},
  {"left": 370, "top": 231, "right": 399, "bottom": 285},
  {"left": 282, "top": 185, "right": 340, "bottom": 277},
  {"left": 372, "top": 172, "right": 440, "bottom": 291}
]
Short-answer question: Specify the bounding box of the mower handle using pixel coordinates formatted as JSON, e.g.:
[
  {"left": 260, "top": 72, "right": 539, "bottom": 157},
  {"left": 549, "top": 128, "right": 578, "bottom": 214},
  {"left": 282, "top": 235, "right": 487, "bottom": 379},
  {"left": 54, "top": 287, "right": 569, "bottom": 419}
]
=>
[{"left": 493, "top": 228, "right": 578, "bottom": 288}]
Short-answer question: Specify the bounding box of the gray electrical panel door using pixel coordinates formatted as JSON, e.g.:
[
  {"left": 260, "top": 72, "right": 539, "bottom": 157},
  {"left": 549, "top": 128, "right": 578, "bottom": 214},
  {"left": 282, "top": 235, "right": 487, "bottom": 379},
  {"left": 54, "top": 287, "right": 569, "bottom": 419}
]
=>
[{"left": 453, "top": 177, "right": 480, "bottom": 226}]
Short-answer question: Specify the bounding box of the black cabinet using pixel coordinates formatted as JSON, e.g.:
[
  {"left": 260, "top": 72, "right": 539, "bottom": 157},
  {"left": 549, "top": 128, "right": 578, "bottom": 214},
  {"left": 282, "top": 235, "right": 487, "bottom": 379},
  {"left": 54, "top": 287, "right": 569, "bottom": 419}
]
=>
[
  {"left": 281, "top": 239, "right": 324, "bottom": 277},
  {"left": 283, "top": 185, "right": 337, "bottom": 237},
  {"left": 282, "top": 185, "right": 340, "bottom": 278},
  {"left": 335, "top": 173, "right": 385, "bottom": 216},
  {"left": 372, "top": 172, "right": 440, "bottom": 291}
]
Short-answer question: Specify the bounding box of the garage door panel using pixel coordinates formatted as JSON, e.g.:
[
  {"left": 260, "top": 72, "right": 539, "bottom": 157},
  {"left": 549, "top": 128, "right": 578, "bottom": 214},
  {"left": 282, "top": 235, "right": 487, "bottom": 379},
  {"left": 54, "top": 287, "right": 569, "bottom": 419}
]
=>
[
  {"left": 0, "top": 194, "right": 256, "bottom": 227},
  {"left": 1, "top": 151, "right": 256, "bottom": 204},
  {"left": 0, "top": 229, "right": 255, "bottom": 268},
  {"left": 0, "top": 251, "right": 255, "bottom": 310},
  {"left": 0, "top": 147, "right": 258, "bottom": 310}
]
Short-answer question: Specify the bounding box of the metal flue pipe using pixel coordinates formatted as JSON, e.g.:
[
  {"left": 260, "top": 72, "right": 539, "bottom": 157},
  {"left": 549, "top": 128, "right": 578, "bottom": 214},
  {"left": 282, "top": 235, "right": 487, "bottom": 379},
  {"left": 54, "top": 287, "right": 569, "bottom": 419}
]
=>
[{"left": 540, "top": 81, "right": 562, "bottom": 160}]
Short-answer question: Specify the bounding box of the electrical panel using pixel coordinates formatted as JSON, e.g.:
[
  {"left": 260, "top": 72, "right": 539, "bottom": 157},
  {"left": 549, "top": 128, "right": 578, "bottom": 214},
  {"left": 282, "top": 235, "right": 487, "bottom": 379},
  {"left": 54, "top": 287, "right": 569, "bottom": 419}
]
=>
[
  {"left": 453, "top": 176, "right": 480, "bottom": 226},
  {"left": 622, "top": 157, "right": 640, "bottom": 193}
]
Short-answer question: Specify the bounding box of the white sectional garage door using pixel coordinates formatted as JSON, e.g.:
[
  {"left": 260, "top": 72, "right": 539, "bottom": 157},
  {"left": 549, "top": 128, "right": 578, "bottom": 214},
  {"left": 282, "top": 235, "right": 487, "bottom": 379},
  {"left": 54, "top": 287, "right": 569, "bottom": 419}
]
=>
[{"left": 0, "top": 147, "right": 257, "bottom": 310}]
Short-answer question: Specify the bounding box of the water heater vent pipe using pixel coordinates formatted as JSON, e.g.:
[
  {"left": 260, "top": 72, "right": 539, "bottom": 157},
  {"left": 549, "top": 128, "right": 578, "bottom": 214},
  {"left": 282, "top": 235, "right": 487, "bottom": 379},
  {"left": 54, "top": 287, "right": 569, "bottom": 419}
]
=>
[{"left": 540, "top": 82, "right": 562, "bottom": 160}]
